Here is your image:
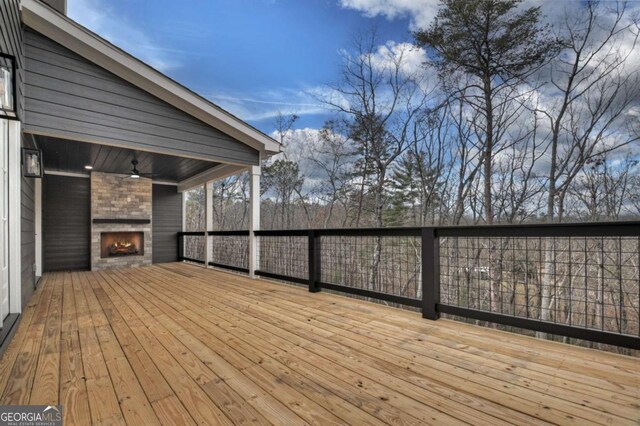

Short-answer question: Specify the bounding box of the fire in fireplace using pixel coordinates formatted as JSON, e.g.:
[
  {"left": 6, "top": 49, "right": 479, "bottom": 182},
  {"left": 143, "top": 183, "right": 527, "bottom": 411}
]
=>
[{"left": 100, "top": 232, "right": 144, "bottom": 258}]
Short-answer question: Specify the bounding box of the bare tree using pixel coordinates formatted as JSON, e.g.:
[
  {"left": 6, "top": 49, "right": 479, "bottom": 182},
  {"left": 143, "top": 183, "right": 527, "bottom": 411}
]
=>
[
  {"left": 568, "top": 153, "right": 638, "bottom": 220},
  {"left": 309, "top": 120, "right": 356, "bottom": 228},
  {"left": 321, "top": 30, "right": 432, "bottom": 228},
  {"left": 536, "top": 1, "right": 640, "bottom": 332},
  {"left": 320, "top": 30, "right": 434, "bottom": 290},
  {"left": 415, "top": 0, "right": 558, "bottom": 224},
  {"left": 542, "top": 1, "right": 640, "bottom": 221},
  {"left": 210, "top": 174, "right": 249, "bottom": 230},
  {"left": 440, "top": 94, "right": 485, "bottom": 225},
  {"left": 493, "top": 110, "right": 548, "bottom": 224}
]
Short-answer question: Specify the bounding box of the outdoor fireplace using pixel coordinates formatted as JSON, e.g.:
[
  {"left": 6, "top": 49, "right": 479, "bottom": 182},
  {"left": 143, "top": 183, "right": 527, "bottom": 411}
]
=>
[
  {"left": 91, "top": 172, "right": 152, "bottom": 270},
  {"left": 100, "top": 231, "right": 144, "bottom": 258}
]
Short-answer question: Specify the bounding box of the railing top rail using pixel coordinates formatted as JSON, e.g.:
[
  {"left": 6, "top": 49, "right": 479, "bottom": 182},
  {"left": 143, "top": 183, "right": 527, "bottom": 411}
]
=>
[
  {"left": 254, "top": 228, "right": 422, "bottom": 237},
  {"left": 255, "top": 229, "right": 311, "bottom": 236},
  {"left": 180, "top": 221, "right": 640, "bottom": 238},
  {"left": 434, "top": 221, "right": 640, "bottom": 237},
  {"left": 208, "top": 230, "right": 250, "bottom": 236}
]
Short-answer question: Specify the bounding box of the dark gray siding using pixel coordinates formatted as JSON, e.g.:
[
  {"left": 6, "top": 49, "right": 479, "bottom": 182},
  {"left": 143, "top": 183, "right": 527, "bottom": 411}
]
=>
[
  {"left": 0, "top": 0, "right": 23, "bottom": 118},
  {"left": 23, "top": 30, "right": 259, "bottom": 165},
  {"left": 43, "top": 175, "right": 91, "bottom": 272},
  {"left": 21, "top": 136, "right": 36, "bottom": 308},
  {"left": 152, "top": 184, "right": 182, "bottom": 263},
  {"left": 2, "top": 0, "right": 31, "bottom": 312}
]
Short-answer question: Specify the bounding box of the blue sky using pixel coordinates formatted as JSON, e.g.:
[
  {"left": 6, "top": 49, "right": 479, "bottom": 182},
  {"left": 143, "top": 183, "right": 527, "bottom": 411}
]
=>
[{"left": 67, "top": 0, "right": 414, "bottom": 134}]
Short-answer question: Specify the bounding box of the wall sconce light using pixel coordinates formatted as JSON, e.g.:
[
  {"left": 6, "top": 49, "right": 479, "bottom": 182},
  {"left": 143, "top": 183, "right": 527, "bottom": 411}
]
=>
[
  {"left": 0, "top": 53, "right": 18, "bottom": 121},
  {"left": 22, "top": 148, "right": 43, "bottom": 178}
]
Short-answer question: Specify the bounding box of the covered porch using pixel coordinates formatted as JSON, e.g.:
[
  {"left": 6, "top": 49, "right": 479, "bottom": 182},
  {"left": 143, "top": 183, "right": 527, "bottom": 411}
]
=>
[
  {"left": 19, "top": 0, "right": 272, "bottom": 277},
  {"left": 0, "top": 264, "right": 638, "bottom": 425}
]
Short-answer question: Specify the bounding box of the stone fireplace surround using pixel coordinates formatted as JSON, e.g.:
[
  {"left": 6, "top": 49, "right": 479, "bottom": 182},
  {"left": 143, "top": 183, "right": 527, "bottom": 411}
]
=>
[{"left": 91, "top": 172, "right": 152, "bottom": 270}]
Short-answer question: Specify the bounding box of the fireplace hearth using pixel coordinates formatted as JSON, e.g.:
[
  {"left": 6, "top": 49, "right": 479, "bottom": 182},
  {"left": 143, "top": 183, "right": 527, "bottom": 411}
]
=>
[{"left": 100, "top": 231, "right": 144, "bottom": 258}]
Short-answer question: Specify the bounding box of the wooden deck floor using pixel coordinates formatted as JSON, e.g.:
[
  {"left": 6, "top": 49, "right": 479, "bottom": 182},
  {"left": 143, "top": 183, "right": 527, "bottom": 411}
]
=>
[{"left": 0, "top": 264, "right": 638, "bottom": 425}]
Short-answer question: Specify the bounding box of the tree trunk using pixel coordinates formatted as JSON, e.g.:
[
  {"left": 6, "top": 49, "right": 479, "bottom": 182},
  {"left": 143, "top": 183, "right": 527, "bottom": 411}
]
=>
[
  {"left": 368, "top": 173, "right": 386, "bottom": 291},
  {"left": 482, "top": 75, "right": 494, "bottom": 226},
  {"left": 482, "top": 75, "right": 501, "bottom": 319}
]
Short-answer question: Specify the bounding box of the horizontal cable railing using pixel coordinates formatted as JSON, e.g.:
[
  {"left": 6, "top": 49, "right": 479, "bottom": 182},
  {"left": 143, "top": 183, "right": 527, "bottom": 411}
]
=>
[{"left": 178, "top": 221, "right": 640, "bottom": 350}]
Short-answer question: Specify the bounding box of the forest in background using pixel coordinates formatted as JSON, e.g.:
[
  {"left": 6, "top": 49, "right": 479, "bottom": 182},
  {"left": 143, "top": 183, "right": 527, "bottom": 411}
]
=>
[
  {"left": 186, "top": 0, "right": 640, "bottom": 232},
  {"left": 182, "top": 0, "right": 640, "bottom": 353}
]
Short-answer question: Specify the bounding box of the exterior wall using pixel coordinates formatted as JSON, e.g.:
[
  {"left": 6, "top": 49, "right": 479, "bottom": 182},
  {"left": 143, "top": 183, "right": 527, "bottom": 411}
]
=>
[
  {"left": 0, "top": 0, "right": 24, "bottom": 118},
  {"left": 42, "top": 174, "right": 91, "bottom": 271},
  {"left": 1, "top": 0, "right": 27, "bottom": 321},
  {"left": 20, "top": 136, "right": 36, "bottom": 306},
  {"left": 91, "top": 173, "right": 152, "bottom": 270},
  {"left": 152, "top": 184, "right": 182, "bottom": 264},
  {"left": 23, "top": 30, "right": 260, "bottom": 165}
]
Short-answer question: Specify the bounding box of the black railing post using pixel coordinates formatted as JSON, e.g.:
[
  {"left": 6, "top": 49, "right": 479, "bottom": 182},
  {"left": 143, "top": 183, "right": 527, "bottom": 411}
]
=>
[
  {"left": 308, "top": 230, "right": 321, "bottom": 293},
  {"left": 177, "top": 232, "right": 184, "bottom": 261},
  {"left": 422, "top": 227, "right": 440, "bottom": 320}
]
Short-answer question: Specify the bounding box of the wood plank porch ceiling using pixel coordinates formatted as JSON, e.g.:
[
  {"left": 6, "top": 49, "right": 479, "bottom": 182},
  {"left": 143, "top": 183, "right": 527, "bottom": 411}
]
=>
[
  {"left": 37, "top": 135, "right": 219, "bottom": 182},
  {"left": 0, "top": 264, "right": 638, "bottom": 425}
]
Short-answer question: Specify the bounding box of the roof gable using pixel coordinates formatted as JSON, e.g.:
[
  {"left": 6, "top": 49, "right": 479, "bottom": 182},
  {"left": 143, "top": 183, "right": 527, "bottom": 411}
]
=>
[
  {"left": 21, "top": 0, "right": 281, "bottom": 156},
  {"left": 24, "top": 29, "right": 259, "bottom": 165}
]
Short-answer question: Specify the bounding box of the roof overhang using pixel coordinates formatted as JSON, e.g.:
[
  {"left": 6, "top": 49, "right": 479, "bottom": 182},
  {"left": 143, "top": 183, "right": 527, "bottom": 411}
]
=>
[
  {"left": 177, "top": 164, "right": 249, "bottom": 192},
  {"left": 21, "top": 0, "right": 282, "bottom": 157}
]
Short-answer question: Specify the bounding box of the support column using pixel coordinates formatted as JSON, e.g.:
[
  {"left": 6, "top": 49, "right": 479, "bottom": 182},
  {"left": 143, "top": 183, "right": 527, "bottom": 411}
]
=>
[
  {"left": 181, "top": 191, "right": 187, "bottom": 232},
  {"left": 35, "top": 179, "right": 42, "bottom": 277},
  {"left": 8, "top": 120, "right": 21, "bottom": 313},
  {"left": 249, "top": 165, "right": 260, "bottom": 279}
]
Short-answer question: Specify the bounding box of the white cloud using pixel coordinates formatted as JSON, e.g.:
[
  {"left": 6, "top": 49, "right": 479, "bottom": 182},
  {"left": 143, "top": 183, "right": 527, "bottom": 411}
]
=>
[
  {"left": 339, "top": 0, "right": 439, "bottom": 30},
  {"left": 368, "top": 41, "right": 427, "bottom": 77},
  {"left": 68, "top": 0, "right": 180, "bottom": 72}
]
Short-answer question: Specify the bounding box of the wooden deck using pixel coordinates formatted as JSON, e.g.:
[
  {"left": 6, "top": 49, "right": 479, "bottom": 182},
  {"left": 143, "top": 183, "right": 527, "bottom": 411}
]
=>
[{"left": 0, "top": 264, "right": 638, "bottom": 425}]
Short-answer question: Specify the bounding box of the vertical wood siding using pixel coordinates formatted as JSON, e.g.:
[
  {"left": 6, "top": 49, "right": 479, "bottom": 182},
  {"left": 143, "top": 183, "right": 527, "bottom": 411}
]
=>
[
  {"left": 23, "top": 30, "right": 259, "bottom": 165},
  {"left": 152, "top": 184, "right": 182, "bottom": 263},
  {"left": 43, "top": 175, "right": 91, "bottom": 272}
]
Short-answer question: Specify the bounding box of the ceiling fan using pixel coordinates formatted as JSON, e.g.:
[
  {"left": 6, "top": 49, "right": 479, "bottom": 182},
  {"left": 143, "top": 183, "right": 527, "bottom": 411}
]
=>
[{"left": 128, "top": 159, "right": 155, "bottom": 179}]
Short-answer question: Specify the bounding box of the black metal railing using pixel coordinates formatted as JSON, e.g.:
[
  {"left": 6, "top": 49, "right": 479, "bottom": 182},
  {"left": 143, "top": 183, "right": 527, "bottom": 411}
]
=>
[
  {"left": 178, "top": 231, "right": 250, "bottom": 272},
  {"left": 179, "top": 231, "right": 206, "bottom": 264},
  {"left": 256, "top": 230, "right": 310, "bottom": 282},
  {"left": 209, "top": 231, "right": 250, "bottom": 273},
  {"left": 178, "top": 221, "right": 640, "bottom": 350}
]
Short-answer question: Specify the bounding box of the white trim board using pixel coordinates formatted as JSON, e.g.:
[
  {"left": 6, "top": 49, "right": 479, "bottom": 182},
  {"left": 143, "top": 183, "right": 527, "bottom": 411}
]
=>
[
  {"left": 21, "top": 0, "right": 281, "bottom": 157},
  {"left": 177, "top": 164, "right": 247, "bottom": 192},
  {"left": 8, "top": 120, "right": 22, "bottom": 314},
  {"left": 44, "top": 170, "right": 90, "bottom": 178},
  {"left": 151, "top": 180, "right": 179, "bottom": 186},
  {"left": 35, "top": 179, "right": 42, "bottom": 277}
]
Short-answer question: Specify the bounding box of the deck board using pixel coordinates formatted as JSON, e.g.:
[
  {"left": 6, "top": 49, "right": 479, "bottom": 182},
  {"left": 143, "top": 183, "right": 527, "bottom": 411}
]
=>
[{"left": 1, "top": 263, "right": 638, "bottom": 425}]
